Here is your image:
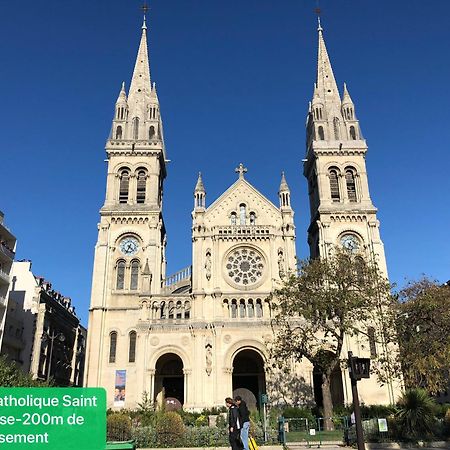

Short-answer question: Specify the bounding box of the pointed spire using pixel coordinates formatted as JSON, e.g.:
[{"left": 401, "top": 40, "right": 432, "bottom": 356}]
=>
[
  {"left": 142, "top": 259, "right": 151, "bottom": 275},
  {"left": 279, "top": 172, "right": 291, "bottom": 208},
  {"left": 311, "top": 82, "right": 323, "bottom": 106},
  {"left": 342, "top": 82, "right": 354, "bottom": 105},
  {"left": 116, "top": 81, "right": 127, "bottom": 105},
  {"left": 279, "top": 172, "right": 290, "bottom": 193},
  {"left": 128, "top": 19, "right": 152, "bottom": 104},
  {"left": 316, "top": 20, "right": 340, "bottom": 108},
  {"left": 194, "top": 172, "right": 205, "bottom": 192}
]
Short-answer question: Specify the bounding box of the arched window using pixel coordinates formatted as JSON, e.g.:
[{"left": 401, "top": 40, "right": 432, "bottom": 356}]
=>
[
  {"left": 130, "top": 260, "right": 139, "bottom": 290},
  {"left": 119, "top": 170, "right": 130, "bottom": 204},
  {"left": 128, "top": 331, "right": 137, "bottom": 363},
  {"left": 136, "top": 170, "right": 147, "bottom": 204},
  {"left": 109, "top": 332, "right": 117, "bottom": 363},
  {"left": 230, "top": 212, "right": 237, "bottom": 226},
  {"left": 132, "top": 117, "right": 139, "bottom": 140},
  {"left": 149, "top": 126, "right": 155, "bottom": 140},
  {"left": 249, "top": 212, "right": 256, "bottom": 225},
  {"left": 168, "top": 301, "right": 174, "bottom": 319},
  {"left": 256, "top": 299, "right": 263, "bottom": 318},
  {"left": 318, "top": 126, "right": 325, "bottom": 140},
  {"left": 239, "top": 299, "right": 246, "bottom": 318},
  {"left": 345, "top": 169, "right": 357, "bottom": 202},
  {"left": 329, "top": 169, "right": 340, "bottom": 202},
  {"left": 115, "top": 126, "right": 122, "bottom": 140},
  {"left": 184, "top": 301, "right": 191, "bottom": 319},
  {"left": 247, "top": 300, "right": 254, "bottom": 318},
  {"left": 231, "top": 300, "right": 237, "bottom": 319},
  {"left": 176, "top": 301, "right": 182, "bottom": 319},
  {"left": 239, "top": 204, "right": 246, "bottom": 225},
  {"left": 350, "top": 125, "right": 357, "bottom": 140},
  {"left": 160, "top": 301, "right": 166, "bottom": 319},
  {"left": 333, "top": 117, "right": 340, "bottom": 140},
  {"left": 116, "top": 261, "right": 125, "bottom": 290}
]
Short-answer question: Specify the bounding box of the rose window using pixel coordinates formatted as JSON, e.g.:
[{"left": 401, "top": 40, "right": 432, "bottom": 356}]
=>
[{"left": 225, "top": 247, "right": 265, "bottom": 286}]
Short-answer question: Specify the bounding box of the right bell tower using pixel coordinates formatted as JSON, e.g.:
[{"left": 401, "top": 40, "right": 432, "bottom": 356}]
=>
[{"left": 303, "top": 20, "right": 388, "bottom": 275}]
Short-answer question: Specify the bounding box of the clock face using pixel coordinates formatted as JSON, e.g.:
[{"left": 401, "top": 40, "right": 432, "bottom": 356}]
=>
[
  {"left": 119, "top": 237, "right": 139, "bottom": 256},
  {"left": 340, "top": 234, "right": 359, "bottom": 252}
]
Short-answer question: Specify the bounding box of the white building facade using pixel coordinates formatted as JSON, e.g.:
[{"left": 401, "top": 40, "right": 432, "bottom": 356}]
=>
[{"left": 85, "top": 17, "right": 399, "bottom": 410}]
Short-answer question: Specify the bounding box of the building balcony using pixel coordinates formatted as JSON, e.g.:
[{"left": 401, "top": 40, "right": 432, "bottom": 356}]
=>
[
  {"left": 214, "top": 225, "right": 272, "bottom": 240},
  {"left": 0, "top": 268, "right": 10, "bottom": 285},
  {"left": 0, "top": 243, "right": 15, "bottom": 260}
]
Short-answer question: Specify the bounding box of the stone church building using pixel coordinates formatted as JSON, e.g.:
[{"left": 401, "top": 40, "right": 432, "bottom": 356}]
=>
[{"left": 85, "top": 16, "right": 399, "bottom": 410}]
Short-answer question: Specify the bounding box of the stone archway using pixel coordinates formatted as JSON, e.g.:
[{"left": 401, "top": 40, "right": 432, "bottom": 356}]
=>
[
  {"left": 312, "top": 363, "right": 344, "bottom": 410},
  {"left": 232, "top": 349, "right": 266, "bottom": 410},
  {"left": 154, "top": 353, "right": 184, "bottom": 406}
]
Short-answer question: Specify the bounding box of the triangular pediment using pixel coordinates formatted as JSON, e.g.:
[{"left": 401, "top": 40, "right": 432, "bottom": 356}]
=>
[{"left": 204, "top": 178, "right": 281, "bottom": 227}]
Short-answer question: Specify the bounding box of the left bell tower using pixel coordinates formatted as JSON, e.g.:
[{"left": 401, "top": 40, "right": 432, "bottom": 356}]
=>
[{"left": 85, "top": 14, "right": 167, "bottom": 388}]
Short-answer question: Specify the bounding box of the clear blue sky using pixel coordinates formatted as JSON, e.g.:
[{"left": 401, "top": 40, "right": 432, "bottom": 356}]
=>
[{"left": 1, "top": 1, "right": 449, "bottom": 325}]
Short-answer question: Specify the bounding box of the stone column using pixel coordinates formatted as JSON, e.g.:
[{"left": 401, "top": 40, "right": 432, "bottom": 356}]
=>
[{"left": 183, "top": 368, "right": 192, "bottom": 407}]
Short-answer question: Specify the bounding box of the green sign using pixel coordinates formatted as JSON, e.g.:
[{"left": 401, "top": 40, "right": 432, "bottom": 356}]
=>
[{"left": 0, "top": 387, "right": 106, "bottom": 449}]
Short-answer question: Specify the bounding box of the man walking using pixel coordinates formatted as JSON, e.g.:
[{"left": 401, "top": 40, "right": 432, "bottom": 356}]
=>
[
  {"left": 235, "top": 396, "right": 250, "bottom": 450},
  {"left": 226, "top": 397, "right": 242, "bottom": 450}
]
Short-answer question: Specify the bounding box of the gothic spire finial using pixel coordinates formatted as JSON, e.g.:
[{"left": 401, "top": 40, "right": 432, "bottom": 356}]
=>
[
  {"left": 235, "top": 163, "right": 248, "bottom": 179},
  {"left": 128, "top": 8, "right": 152, "bottom": 103},
  {"left": 279, "top": 172, "right": 290, "bottom": 193},
  {"left": 194, "top": 172, "right": 205, "bottom": 192},
  {"left": 141, "top": 2, "right": 149, "bottom": 30},
  {"left": 315, "top": 16, "right": 340, "bottom": 109}
]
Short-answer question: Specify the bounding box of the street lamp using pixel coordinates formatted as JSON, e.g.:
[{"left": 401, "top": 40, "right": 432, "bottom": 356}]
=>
[
  {"left": 42, "top": 330, "right": 65, "bottom": 382},
  {"left": 348, "top": 351, "right": 370, "bottom": 450}
]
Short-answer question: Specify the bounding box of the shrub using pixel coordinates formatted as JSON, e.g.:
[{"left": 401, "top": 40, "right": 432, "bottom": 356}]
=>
[
  {"left": 178, "top": 409, "right": 200, "bottom": 426},
  {"left": 132, "top": 426, "right": 157, "bottom": 448},
  {"left": 107, "top": 413, "right": 132, "bottom": 441},
  {"left": 444, "top": 408, "right": 450, "bottom": 438},
  {"left": 195, "top": 414, "right": 208, "bottom": 427},
  {"left": 184, "top": 426, "right": 228, "bottom": 447},
  {"left": 396, "top": 389, "right": 436, "bottom": 440},
  {"left": 155, "top": 411, "right": 186, "bottom": 447},
  {"left": 0, "top": 356, "right": 52, "bottom": 387},
  {"left": 216, "top": 413, "right": 227, "bottom": 429}
]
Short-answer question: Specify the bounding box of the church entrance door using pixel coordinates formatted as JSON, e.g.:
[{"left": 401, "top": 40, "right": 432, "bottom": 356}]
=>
[
  {"left": 154, "top": 353, "right": 184, "bottom": 406},
  {"left": 232, "top": 349, "right": 266, "bottom": 410}
]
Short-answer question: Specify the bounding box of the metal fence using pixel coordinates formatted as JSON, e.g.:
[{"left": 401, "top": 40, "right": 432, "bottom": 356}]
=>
[{"left": 280, "top": 417, "right": 349, "bottom": 446}]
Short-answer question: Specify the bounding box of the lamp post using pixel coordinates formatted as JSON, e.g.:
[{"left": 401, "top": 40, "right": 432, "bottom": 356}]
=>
[
  {"left": 42, "top": 330, "right": 65, "bottom": 382},
  {"left": 348, "top": 351, "right": 370, "bottom": 450}
]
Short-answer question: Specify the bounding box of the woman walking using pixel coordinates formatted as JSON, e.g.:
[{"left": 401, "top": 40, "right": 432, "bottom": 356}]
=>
[
  {"left": 235, "top": 396, "right": 250, "bottom": 450},
  {"left": 226, "top": 397, "right": 243, "bottom": 450}
]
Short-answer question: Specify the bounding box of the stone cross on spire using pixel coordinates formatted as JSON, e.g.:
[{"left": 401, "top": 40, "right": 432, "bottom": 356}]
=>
[{"left": 235, "top": 163, "right": 247, "bottom": 179}]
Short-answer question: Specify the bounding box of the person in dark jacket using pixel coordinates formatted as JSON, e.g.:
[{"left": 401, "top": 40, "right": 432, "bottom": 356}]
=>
[
  {"left": 235, "top": 396, "right": 250, "bottom": 450},
  {"left": 226, "top": 397, "right": 243, "bottom": 450}
]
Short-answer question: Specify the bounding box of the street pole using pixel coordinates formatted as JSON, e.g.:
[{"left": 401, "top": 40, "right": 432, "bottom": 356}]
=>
[
  {"left": 348, "top": 351, "right": 366, "bottom": 450},
  {"left": 43, "top": 331, "right": 65, "bottom": 382}
]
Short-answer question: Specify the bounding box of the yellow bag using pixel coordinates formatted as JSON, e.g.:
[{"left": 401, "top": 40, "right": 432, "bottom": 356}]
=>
[{"left": 249, "top": 436, "right": 258, "bottom": 450}]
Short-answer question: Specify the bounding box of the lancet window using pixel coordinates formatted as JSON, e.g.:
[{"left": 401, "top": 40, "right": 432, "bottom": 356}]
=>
[
  {"left": 329, "top": 169, "right": 340, "bottom": 202},
  {"left": 130, "top": 260, "right": 139, "bottom": 290},
  {"left": 136, "top": 169, "right": 147, "bottom": 204},
  {"left": 116, "top": 260, "right": 126, "bottom": 290},
  {"left": 119, "top": 169, "right": 130, "bottom": 204},
  {"left": 109, "top": 332, "right": 117, "bottom": 363},
  {"left": 345, "top": 169, "right": 357, "bottom": 202},
  {"left": 128, "top": 331, "right": 137, "bottom": 363}
]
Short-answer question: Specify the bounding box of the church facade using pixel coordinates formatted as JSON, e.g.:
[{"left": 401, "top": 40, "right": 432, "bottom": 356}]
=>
[{"left": 85, "top": 16, "right": 399, "bottom": 410}]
